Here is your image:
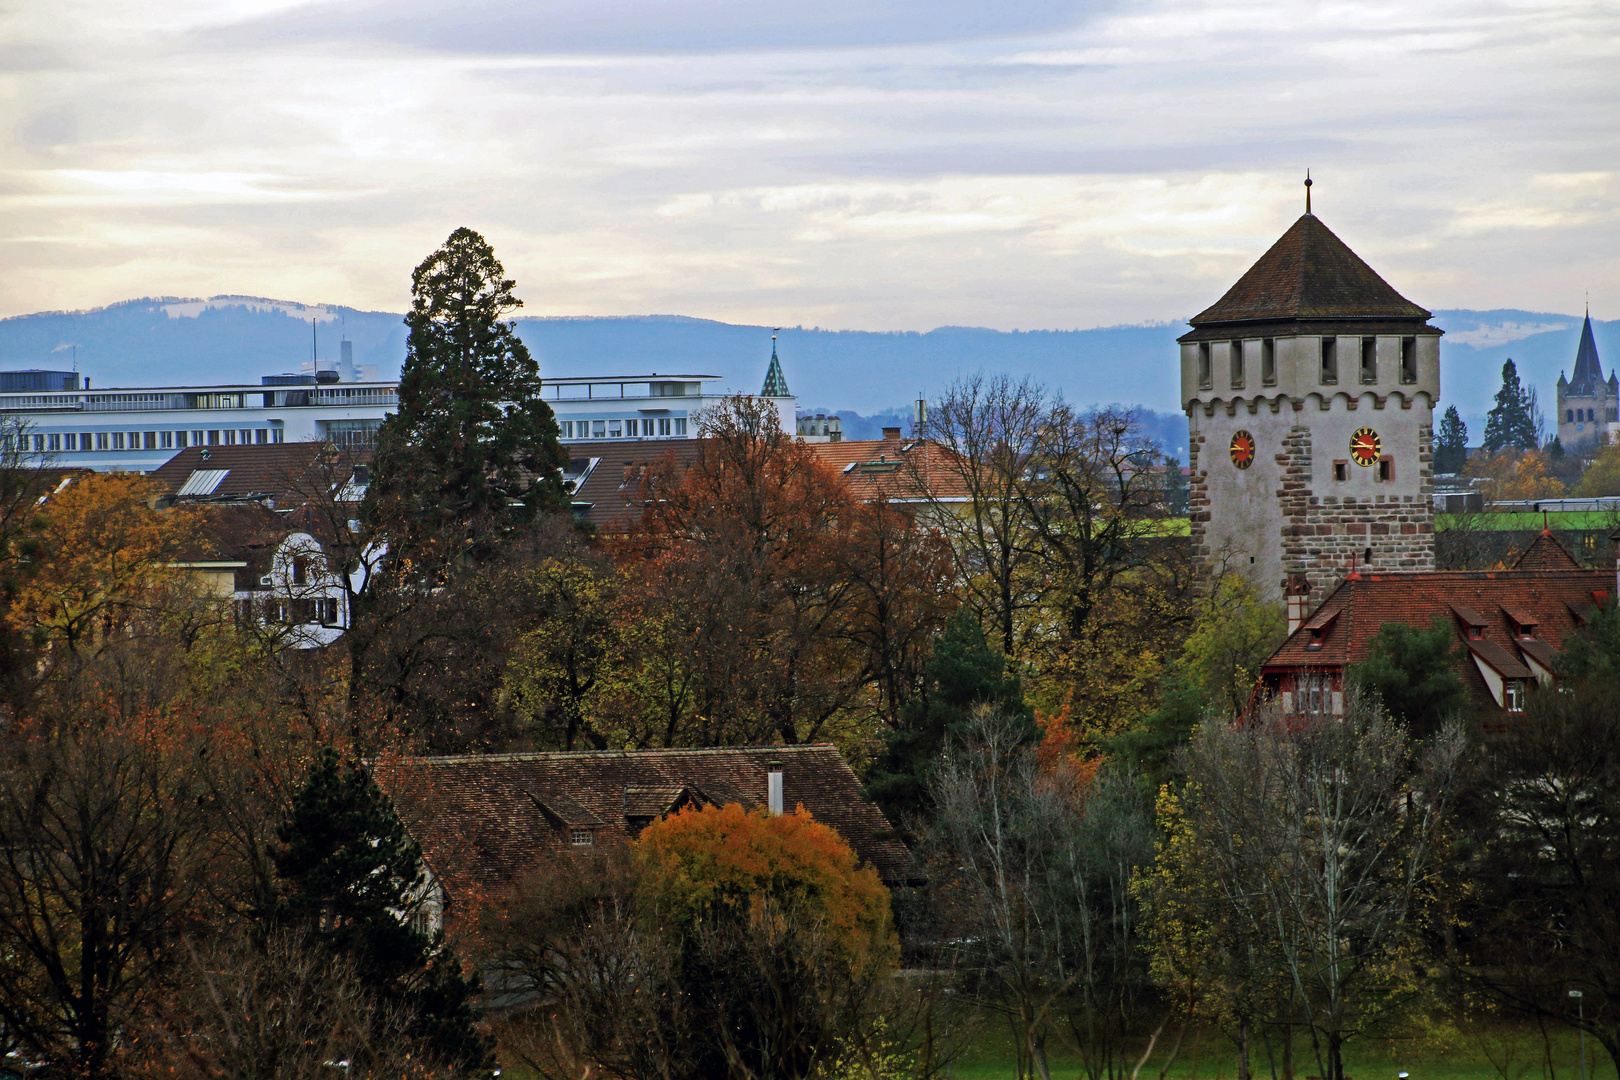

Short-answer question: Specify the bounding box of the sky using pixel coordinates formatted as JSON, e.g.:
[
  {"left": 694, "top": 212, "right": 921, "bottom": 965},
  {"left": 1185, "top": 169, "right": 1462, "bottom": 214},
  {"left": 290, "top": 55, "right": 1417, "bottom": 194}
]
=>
[{"left": 2, "top": 0, "right": 1616, "bottom": 330}]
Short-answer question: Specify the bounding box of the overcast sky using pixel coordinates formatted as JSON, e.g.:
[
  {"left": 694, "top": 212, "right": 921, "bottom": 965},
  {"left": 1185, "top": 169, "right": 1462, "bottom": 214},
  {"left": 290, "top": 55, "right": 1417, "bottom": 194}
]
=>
[{"left": 2, "top": 0, "right": 1616, "bottom": 329}]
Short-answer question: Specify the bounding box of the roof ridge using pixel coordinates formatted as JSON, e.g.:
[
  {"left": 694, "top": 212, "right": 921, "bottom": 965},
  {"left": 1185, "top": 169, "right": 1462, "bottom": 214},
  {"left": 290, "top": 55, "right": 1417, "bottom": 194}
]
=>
[{"left": 413, "top": 744, "right": 834, "bottom": 765}]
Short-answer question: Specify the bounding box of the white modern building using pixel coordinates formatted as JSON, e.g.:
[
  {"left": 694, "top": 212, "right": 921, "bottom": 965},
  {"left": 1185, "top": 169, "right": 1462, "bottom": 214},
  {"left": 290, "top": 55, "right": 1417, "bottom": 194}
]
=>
[{"left": 4, "top": 368, "right": 796, "bottom": 472}]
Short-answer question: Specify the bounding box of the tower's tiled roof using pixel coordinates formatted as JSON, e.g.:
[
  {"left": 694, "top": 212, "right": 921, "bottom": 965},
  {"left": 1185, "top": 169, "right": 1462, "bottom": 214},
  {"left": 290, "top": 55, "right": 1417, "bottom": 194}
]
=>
[
  {"left": 1190, "top": 214, "right": 1431, "bottom": 327},
  {"left": 1566, "top": 312, "right": 1607, "bottom": 396}
]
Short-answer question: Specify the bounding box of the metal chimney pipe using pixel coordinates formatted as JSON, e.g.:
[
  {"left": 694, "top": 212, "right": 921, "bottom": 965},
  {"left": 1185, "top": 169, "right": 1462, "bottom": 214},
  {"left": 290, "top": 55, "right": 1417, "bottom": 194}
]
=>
[{"left": 768, "top": 761, "right": 783, "bottom": 816}]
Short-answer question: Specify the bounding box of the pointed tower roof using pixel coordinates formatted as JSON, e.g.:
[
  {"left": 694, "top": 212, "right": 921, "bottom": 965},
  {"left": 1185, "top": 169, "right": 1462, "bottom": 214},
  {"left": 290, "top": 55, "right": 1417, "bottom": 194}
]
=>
[
  {"left": 1183, "top": 214, "right": 1432, "bottom": 337},
  {"left": 1567, "top": 310, "right": 1606, "bottom": 396},
  {"left": 761, "top": 333, "right": 790, "bottom": 397}
]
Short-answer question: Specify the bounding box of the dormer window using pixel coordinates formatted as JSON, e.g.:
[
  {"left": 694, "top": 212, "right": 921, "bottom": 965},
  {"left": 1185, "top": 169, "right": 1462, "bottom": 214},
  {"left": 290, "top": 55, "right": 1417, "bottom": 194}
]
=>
[
  {"left": 570, "top": 828, "right": 594, "bottom": 847},
  {"left": 1504, "top": 680, "right": 1525, "bottom": 713}
]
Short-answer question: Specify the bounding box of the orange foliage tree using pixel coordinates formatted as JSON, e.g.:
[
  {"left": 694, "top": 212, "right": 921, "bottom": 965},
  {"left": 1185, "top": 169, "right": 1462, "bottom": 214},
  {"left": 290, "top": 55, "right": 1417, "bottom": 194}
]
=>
[
  {"left": 10, "top": 473, "right": 199, "bottom": 653},
  {"left": 636, "top": 802, "right": 897, "bottom": 1080},
  {"left": 615, "top": 395, "right": 953, "bottom": 749}
]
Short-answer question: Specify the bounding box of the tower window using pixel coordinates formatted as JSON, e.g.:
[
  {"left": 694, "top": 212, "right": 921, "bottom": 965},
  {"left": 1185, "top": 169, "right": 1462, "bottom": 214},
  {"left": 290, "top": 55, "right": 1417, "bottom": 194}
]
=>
[
  {"left": 1261, "top": 339, "right": 1276, "bottom": 386},
  {"left": 1378, "top": 457, "right": 1394, "bottom": 481},
  {"left": 1334, "top": 460, "right": 1349, "bottom": 481},
  {"left": 1360, "top": 337, "right": 1377, "bottom": 383},
  {"left": 1197, "top": 343, "right": 1212, "bottom": 389},
  {"left": 1400, "top": 337, "right": 1417, "bottom": 383},
  {"left": 1568, "top": 409, "right": 1576, "bottom": 423},
  {"left": 1320, "top": 338, "right": 1338, "bottom": 384},
  {"left": 1229, "top": 342, "right": 1244, "bottom": 389}
]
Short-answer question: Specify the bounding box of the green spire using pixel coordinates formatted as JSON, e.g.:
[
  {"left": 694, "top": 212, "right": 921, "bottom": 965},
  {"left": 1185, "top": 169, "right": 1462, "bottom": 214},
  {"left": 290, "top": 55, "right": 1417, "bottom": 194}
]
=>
[{"left": 761, "top": 330, "right": 791, "bottom": 397}]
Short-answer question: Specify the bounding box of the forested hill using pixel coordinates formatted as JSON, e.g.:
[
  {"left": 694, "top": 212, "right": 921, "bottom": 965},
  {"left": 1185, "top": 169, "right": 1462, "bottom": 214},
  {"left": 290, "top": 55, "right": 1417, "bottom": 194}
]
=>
[{"left": 0, "top": 297, "right": 1613, "bottom": 441}]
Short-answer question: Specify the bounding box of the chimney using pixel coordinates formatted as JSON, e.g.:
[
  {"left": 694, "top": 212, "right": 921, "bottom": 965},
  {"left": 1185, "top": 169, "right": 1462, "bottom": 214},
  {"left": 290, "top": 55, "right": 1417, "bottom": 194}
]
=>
[
  {"left": 767, "top": 760, "right": 783, "bottom": 816},
  {"left": 881, "top": 426, "right": 901, "bottom": 442},
  {"left": 915, "top": 398, "right": 927, "bottom": 435},
  {"left": 1285, "top": 574, "right": 1312, "bottom": 635},
  {"left": 340, "top": 339, "right": 357, "bottom": 382}
]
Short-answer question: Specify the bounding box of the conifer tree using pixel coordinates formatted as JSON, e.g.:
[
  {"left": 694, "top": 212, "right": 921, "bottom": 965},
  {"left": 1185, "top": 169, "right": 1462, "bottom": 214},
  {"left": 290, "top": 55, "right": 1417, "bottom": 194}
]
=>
[
  {"left": 367, "top": 227, "right": 568, "bottom": 569},
  {"left": 864, "top": 608, "right": 1029, "bottom": 824},
  {"left": 273, "top": 749, "right": 493, "bottom": 1074},
  {"left": 1482, "top": 359, "right": 1539, "bottom": 453},
  {"left": 1435, "top": 405, "right": 1469, "bottom": 474}
]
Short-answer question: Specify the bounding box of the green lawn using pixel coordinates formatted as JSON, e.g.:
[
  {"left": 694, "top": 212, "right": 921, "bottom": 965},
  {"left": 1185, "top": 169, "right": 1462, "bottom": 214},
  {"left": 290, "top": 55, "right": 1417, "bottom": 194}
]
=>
[{"left": 945, "top": 1023, "right": 1615, "bottom": 1080}]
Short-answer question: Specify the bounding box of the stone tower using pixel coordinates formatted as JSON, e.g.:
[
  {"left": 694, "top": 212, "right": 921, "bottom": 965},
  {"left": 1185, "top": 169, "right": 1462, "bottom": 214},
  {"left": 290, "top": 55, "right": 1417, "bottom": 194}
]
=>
[
  {"left": 1179, "top": 207, "right": 1442, "bottom": 605},
  {"left": 1555, "top": 310, "right": 1617, "bottom": 449}
]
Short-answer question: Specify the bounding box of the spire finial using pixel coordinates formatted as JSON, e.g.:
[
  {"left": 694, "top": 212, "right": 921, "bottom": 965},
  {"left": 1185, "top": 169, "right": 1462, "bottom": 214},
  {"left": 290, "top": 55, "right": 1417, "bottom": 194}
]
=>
[{"left": 1305, "top": 169, "right": 1313, "bottom": 215}]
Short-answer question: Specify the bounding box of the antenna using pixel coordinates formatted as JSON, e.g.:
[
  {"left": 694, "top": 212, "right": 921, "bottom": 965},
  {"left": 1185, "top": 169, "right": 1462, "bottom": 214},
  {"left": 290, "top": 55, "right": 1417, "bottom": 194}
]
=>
[
  {"left": 311, "top": 318, "right": 317, "bottom": 364},
  {"left": 1305, "top": 169, "right": 1313, "bottom": 215}
]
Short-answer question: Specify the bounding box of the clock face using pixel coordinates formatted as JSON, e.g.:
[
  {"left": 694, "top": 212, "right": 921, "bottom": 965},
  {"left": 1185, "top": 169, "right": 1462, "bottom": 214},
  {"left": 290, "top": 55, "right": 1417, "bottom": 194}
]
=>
[
  {"left": 1350, "top": 427, "right": 1382, "bottom": 467},
  {"left": 1229, "top": 430, "right": 1256, "bottom": 469}
]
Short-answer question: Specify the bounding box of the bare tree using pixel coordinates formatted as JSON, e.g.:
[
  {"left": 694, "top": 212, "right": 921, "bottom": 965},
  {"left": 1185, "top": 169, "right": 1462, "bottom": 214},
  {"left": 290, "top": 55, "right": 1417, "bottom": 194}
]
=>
[
  {"left": 919, "top": 375, "right": 1048, "bottom": 659},
  {"left": 930, "top": 706, "right": 1154, "bottom": 1080}
]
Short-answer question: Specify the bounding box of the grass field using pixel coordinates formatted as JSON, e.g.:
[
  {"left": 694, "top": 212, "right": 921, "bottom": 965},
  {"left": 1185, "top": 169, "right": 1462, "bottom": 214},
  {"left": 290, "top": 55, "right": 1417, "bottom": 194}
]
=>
[{"left": 943, "top": 1023, "right": 1615, "bottom": 1080}]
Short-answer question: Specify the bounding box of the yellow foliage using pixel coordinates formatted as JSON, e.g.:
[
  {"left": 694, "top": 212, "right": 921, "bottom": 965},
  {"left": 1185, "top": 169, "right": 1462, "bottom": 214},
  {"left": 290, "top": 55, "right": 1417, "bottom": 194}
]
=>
[
  {"left": 1575, "top": 441, "right": 1620, "bottom": 497},
  {"left": 1466, "top": 449, "right": 1566, "bottom": 502}
]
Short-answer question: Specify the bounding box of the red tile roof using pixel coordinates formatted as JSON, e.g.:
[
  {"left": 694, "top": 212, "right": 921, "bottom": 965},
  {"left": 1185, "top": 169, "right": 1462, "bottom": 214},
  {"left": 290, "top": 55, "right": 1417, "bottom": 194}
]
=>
[
  {"left": 383, "top": 744, "right": 918, "bottom": 895},
  {"left": 1262, "top": 535, "right": 1611, "bottom": 716},
  {"left": 1187, "top": 214, "right": 1432, "bottom": 328},
  {"left": 805, "top": 438, "right": 972, "bottom": 503}
]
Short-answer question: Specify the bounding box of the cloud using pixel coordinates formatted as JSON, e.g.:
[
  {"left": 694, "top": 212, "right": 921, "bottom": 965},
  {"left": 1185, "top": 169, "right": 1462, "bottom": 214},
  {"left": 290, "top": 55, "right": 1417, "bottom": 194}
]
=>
[{"left": 0, "top": 0, "right": 1616, "bottom": 334}]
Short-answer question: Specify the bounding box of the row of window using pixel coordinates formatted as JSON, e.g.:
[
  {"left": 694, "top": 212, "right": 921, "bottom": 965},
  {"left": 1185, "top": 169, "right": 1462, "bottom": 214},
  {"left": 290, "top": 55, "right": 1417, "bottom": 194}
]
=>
[
  {"left": 561, "top": 418, "right": 687, "bottom": 440},
  {"left": 235, "top": 596, "right": 342, "bottom": 627},
  {"left": 1197, "top": 337, "right": 1420, "bottom": 391},
  {"left": 1566, "top": 407, "right": 1616, "bottom": 423},
  {"left": 14, "top": 428, "right": 286, "bottom": 454}
]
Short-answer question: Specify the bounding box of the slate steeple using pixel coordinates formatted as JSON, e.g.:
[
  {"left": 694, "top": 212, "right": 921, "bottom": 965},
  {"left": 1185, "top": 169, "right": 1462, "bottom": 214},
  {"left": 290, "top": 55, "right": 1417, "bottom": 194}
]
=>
[
  {"left": 761, "top": 330, "right": 790, "bottom": 397},
  {"left": 1567, "top": 308, "right": 1606, "bottom": 396}
]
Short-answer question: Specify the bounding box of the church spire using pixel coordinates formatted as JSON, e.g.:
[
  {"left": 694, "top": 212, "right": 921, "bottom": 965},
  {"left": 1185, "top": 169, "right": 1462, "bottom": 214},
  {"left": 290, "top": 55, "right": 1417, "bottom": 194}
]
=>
[
  {"left": 761, "top": 329, "right": 790, "bottom": 397},
  {"left": 1569, "top": 307, "right": 1605, "bottom": 395}
]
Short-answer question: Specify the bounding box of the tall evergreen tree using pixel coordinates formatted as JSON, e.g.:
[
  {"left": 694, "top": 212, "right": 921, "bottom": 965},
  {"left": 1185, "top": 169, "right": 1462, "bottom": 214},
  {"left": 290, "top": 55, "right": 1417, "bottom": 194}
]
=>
[
  {"left": 1482, "top": 359, "right": 1539, "bottom": 453},
  {"left": 367, "top": 227, "right": 568, "bottom": 568},
  {"left": 1434, "top": 405, "right": 1469, "bottom": 474},
  {"left": 864, "top": 608, "right": 1029, "bottom": 825},
  {"left": 273, "top": 749, "right": 493, "bottom": 1074}
]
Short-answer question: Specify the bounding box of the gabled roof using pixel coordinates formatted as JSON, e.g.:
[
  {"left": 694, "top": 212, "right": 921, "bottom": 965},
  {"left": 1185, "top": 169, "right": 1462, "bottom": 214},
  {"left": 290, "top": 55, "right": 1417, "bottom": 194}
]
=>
[
  {"left": 1188, "top": 214, "right": 1432, "bottom": 327},
  {"left": 1513, "top": 528, "right": 1584, "bottom": 572},
  {"left": 386, "top": 744, "right": 918, "bottom": 892},
  {"left": 1262, "top": 563, "right": 1612, "bottom": 717},
  {"left": 1567, "top": 311, "right": 1607, "bottom": 396}
]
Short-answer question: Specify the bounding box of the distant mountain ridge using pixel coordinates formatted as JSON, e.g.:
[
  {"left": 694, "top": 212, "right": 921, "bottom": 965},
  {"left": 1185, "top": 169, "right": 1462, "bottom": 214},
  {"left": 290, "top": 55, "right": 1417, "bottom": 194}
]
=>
[{"left": 1, "top": 296, "right": 1613, "bottom": 448}]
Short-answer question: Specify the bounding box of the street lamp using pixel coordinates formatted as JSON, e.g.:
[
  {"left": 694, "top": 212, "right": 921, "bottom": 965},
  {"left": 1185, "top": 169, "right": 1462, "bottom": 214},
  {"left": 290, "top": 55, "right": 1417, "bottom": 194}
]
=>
[{"left": 1570, "top": 991, "right": 1588, "bottom": 1080}]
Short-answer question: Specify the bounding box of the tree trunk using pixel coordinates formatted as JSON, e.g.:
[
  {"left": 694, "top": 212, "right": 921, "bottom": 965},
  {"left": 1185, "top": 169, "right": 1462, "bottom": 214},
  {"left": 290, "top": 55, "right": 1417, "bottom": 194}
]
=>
[
  {"left": 1327, "top": 1032, "right": 1345, "bottom": 1080},
  {"left": 1237, "top": 1018, "right": 1251, "bottom": 1080}
]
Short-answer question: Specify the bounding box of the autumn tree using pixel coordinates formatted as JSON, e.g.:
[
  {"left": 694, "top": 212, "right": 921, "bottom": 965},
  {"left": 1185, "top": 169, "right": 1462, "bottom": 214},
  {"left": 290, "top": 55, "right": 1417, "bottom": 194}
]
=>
[
  {"left": 9, "top": 472, "right": 198, "bottom": 655},
  {"left": 492, "top": 805, "right": 897, "bottom": 1080},
  {"left": 622, "top": 395, "right": 867, "bottom": 746},
  {"left": 501, "top": 556, "right": 624, "bottom": 749}
]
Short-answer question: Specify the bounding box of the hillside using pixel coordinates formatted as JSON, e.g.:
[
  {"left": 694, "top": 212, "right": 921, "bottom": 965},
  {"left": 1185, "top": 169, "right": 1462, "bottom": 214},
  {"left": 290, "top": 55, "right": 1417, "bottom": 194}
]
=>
[{"left": 0, "top": 297, "right": 1613, "bottom": 449}]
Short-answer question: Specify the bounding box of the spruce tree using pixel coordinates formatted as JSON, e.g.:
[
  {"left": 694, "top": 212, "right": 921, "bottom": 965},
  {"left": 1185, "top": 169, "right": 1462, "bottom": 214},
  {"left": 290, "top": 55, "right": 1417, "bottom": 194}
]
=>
[
  {"left": 1482, "top": 359, "right": 1539, "bottom": 453},
  {"left": 864, "top": 608, "right": 1029, "bottom": 825},
  {"left": 273, "top": 749, "right": 493, "bottom": 1074},
  {"left": 367, "top": 227, "right": 568, "bottom": 568},
  {"left": 1435, "top": 405, "right": 1469, "bottom": 474}
]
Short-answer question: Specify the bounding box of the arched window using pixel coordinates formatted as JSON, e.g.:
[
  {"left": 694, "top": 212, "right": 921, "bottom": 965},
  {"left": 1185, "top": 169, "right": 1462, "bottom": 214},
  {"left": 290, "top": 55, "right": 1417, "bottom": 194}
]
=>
[{"left": 1568, "top": 409, "right": 1575, "bottom": 422}]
